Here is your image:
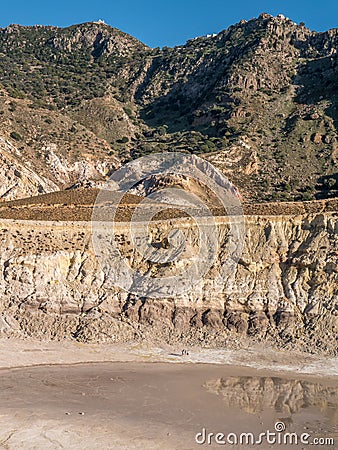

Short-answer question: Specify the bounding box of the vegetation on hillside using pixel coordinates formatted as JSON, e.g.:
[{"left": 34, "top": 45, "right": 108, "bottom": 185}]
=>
[{"left": 0, "top": 15, "right": 337, "bottom": 202}]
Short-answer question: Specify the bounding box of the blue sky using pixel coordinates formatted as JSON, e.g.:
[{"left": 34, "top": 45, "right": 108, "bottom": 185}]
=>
[{"left": 1, "top": 0, "right": 337, "bottom": 47}]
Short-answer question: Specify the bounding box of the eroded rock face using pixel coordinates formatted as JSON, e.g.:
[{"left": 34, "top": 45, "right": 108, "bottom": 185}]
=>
[
  {"left": 0, "top": 213, "right": 337, "bottom": 353},
  {"left": 0, "top": 138, "right": 58, "bottom": 200},
  {"left": 0, "top": 137, "right": 119, "bottom": 201}
]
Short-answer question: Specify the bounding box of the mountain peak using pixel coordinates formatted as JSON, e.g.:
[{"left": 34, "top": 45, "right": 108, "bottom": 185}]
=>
[{"left": 0, "top": 15, "right": 337, "bottom": 204}]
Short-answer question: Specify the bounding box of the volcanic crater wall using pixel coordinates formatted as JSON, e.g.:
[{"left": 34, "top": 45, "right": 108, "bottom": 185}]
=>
[{"left": 0, "top": 213, "right": 337, "bottom": 354}]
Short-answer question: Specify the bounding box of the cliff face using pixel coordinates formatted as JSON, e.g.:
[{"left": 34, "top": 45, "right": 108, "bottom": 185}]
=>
[{"left": 0, "top": 212, "right": 337, "bottom": 354}]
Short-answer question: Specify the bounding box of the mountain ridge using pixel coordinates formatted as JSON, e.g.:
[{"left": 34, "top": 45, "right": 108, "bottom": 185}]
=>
[{"left": 0, "top": 13, "right": 337, "bottom": 202}]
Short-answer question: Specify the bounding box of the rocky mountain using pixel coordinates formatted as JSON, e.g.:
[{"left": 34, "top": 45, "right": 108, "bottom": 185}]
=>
[{"left": 0, "top": 14, "right": 337, "bottom": 202}]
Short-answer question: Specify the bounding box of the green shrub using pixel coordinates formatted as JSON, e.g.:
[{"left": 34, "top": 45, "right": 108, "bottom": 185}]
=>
[
  {"left": 123, "top": 107, "right": 133, "bottom": 118},
  {"left": 10, "top": 131, "right": 22, "bottom": 141}
]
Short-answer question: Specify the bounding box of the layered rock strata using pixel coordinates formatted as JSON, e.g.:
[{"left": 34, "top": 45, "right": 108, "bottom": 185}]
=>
[{"left": 0, "top": 212, "right": 337, "bottom": 354}]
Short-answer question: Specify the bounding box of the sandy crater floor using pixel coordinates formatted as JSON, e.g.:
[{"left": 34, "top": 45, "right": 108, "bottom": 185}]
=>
[{"left": 0, "top": 339, "right": 337, "bottom": 449}]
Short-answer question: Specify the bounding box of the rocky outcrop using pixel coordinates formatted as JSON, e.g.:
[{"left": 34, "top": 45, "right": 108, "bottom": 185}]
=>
[
  {"left": 0, "top": 211, "right": 337, "bottom": 354},
  {"left": 0, "top": 90, "right": 120, "bottom": 201},
  {"left": 0, "top": 136, "right": 118, "bottom": 201},
  {"left": 0, "top": 138, "right": 58, "bottom": 200}
]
